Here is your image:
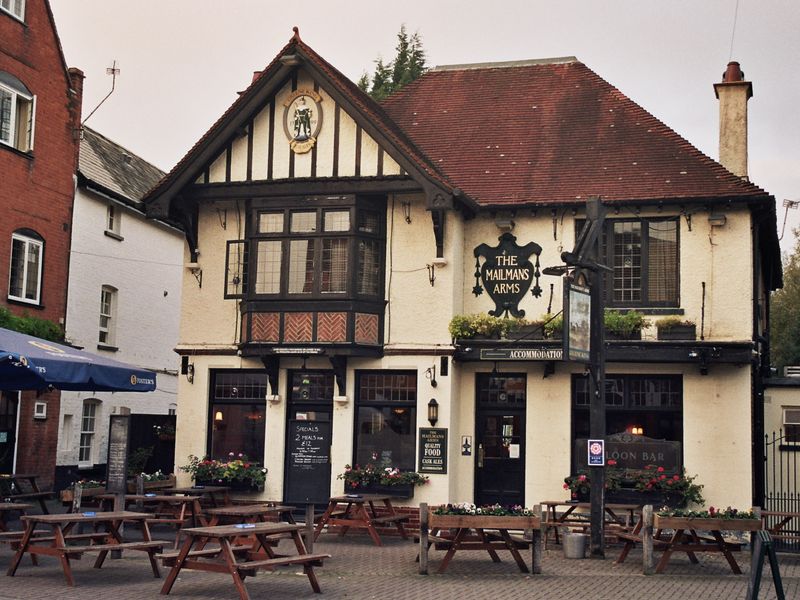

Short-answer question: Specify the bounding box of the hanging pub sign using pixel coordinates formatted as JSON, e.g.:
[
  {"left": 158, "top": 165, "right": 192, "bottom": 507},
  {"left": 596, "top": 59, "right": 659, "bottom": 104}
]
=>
[
  {"left": 472, "top": 232, "right": 543, "bottom": 318},
  {"left": 564, "top": 279, "right": 591, "bottom": 363}
]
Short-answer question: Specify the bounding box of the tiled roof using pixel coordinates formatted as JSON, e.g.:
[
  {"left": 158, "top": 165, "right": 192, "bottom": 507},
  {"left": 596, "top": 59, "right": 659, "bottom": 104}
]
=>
[
  {"left": 381, "top": 58, "right": 768, "bottom": 206},
  {"left": 79, "top": 127, "right": 164, "bottom": 207}
]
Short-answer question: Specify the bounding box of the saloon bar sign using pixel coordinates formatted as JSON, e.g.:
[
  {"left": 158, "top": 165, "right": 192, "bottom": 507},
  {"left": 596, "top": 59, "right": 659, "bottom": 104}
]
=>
[{"left": 473, "top": 233, "right": 543, "bottom": 317}]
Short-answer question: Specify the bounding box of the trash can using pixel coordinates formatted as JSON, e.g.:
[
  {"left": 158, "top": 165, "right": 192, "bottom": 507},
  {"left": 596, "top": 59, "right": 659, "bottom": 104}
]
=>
[{"left": 562, "top": 530, "right": 588, "bottom": 559}]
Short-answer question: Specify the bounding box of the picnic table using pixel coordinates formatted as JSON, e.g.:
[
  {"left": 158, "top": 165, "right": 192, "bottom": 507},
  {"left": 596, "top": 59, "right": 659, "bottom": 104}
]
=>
[
  {"left": 205, "top": 503, "right": 296, "bottom": 526},
  {"left": 616, "top": 510, "right": 760, "bottom": 574},
  {"left": 0, "top": 502, "right": 32, "bottom": 532},
  {"left": 161, "top": 485, "right": 230, "bottom": 507},
  {"left": 541, "top": 500, "right": 640, "bottom": 546},
  {"left": 762, "top": 510, "right": 800, "bottom": 545},
  {"left": 159, "top": 521, "right": 330, "bottom": 600},
  {"left": 6, "top": 510, "right": 165, "bottom": 586},
  {"left": 0, "top": 474, "right": 54, "bottom": 514},
  {"left": 418, "top": 505, "right": 541, "bottom": 574},
  {"left": 314, "top": 494, "right": 409, "bottom": 546}
]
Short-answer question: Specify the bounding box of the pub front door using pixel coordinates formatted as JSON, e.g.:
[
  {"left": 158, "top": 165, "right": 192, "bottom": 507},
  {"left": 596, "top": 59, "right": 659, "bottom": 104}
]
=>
[{"left": 474, "top": 373, "right": 526, "bottom": 506}]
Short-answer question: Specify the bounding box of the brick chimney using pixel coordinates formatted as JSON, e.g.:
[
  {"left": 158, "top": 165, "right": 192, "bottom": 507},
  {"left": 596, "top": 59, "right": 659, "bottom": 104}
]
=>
[
  {"left": 714, "top": 61, "right": 753, "bottom": 179},
  {"left": 67, "top": 67, "right": 85, "bottom": 169}
]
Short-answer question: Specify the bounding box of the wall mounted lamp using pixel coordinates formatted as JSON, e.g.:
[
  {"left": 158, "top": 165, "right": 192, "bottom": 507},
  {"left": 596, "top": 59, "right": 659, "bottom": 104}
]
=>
[
  {"left": 630, "top": 426, "right": 644, "bottom": 435},
  {"left": 425, "top": 365, "right": 437, "bottom": 388},
  {"left": 427, "top": 399, "right": 439, "bottom": 427},
  {"left": 267, "top": 394, "right": 282, "bottom": 405},
  {"left": 181, "top": 356, "right": 195, "bottom": 384},
  {"left": 708, "top": 213, "right": 727, "bottom": 227},
  {"left": 185, "top": 262, "right": 203, "bottom": 288},
  {"left": 214, "top": 410, "right": 224, "bottom": 422},
  {"left": 401, "top": 200, "right": 412, "bottom": 224}
]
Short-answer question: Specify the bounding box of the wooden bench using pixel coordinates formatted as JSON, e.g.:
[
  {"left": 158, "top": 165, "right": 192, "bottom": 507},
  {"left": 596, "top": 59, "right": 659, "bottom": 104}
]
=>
[
  {"left": 60, "top": 540, "right": 165, "bottom": 556},
  {"left": 157, "top": 544, "right": 252, "bottom": 566},
  {"left": 370, "top": 514, "right": 410, "bottom": 525},
  {"left": 236, "top": 552, "right": 331, "bottom": 573}
]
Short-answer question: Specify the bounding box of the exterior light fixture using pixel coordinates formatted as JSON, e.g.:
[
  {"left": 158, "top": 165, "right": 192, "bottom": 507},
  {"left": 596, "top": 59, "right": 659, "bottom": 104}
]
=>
[
  {"left": 214, "top": 411, "right": 224, "bottom": 422},
  {"left": 401, "top": 200, "right": 412, "bottom": 224},
  {"left": 425, "top": 365, "right": 437, "bottom": 388},
  {"left": 185, "top": 363, "right": 195, "bottom": 384},
  {"left": 708, "top": 213, "right": 727, "bottom": 227},
  {"left": 427, "top": 399, "right": 439, "bottom": 427},
  {"left": 630, "top": 426, "right": 643, "bottom": 435}
]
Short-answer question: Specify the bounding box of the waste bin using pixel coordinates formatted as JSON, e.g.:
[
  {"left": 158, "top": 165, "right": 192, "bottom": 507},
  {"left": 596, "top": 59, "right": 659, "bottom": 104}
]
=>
[{"left": 562, "top": 530, "right": 588, "bottom": 559}]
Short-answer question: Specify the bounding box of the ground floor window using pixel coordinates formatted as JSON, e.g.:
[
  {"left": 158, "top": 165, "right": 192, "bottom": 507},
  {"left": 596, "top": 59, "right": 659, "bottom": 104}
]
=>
[
  {"left": 208, "top": 371, "right": 267, "bottom": 461},
  {"left": 354, "top": 371, "right": 417, "bottom": 471},
  {"left": 79, "top": 400, "right": 99, "bottom": 464}
]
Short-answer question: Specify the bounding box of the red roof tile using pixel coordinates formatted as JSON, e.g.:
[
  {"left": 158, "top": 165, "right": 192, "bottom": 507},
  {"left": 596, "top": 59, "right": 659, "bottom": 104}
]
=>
[{"left": 381, "top": 59, "right": 767, "bottom": 206}]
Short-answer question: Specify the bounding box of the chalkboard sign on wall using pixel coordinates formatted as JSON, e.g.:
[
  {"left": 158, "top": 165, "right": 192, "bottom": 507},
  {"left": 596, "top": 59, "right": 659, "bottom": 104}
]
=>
[
  {"left": 284, "top": 420, "right": 331, "bottom": 504},
  {"left": 106, "top": 415, "right": 130, "bottom": 494}
]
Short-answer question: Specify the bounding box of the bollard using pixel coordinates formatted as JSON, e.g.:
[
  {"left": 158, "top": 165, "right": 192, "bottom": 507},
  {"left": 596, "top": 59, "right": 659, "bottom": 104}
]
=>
[
  {"left": 419, "top": 502, "right": 429, "bottom": 575},
  {"left": 305, "top": 504, "right": 315, "bottom": 553},
  {"left": 642, "top": 505, "right": 654, "bottom": 575}
]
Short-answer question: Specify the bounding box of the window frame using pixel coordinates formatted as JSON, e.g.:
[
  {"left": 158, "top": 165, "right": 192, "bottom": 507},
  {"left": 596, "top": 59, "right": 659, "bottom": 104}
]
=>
[
  {"left": 0, "top": 0, "right": 25, "bottom": 21},
  {"left": 206, "top": 370, "right": 268, "bottom": 462},
  {"left": 247, "top": 196, "right": 386, "bottom": 302},
  {"left": 78, "top": 400, "right": 99, "bottom": 466},
  {"left": 353, "top": 370, "right": 418, "bottom": 472},
  {"left": 98, "top": 285, "right": 117, "bottom": 349},
  {"left": 0, "top": 73, "right": 34, "bottom": 152},
  {"left": 8, "top": 229, "right": 43, "bottom": 305},
  {"left": 224, "top": 240, "right": 248, "bottom": 298}
]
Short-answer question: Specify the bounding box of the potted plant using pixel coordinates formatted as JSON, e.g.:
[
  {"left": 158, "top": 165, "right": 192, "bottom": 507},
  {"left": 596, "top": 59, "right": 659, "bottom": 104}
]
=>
[
  {"left": 431, "top": 502, "right": 539, "bottom": 529},
  {"left": 542, "top": 313, "right": 563, "bottom": 339},
  {"left": 127, "top": 470, "right": 176, "bottom": 493},
  {"left": 656, "top": 317, "right": 697, "bottom": 340},
  {"left": 338, "top": 463, "right": 428, "bottom": 498},
  {"left": 563, "top": 459, "right": 622, "bottom": 502},
  {"left": 604, "top": 310, "right": 650, "bottom": 340},
  {"left": 448, "top": 314, "right": 518, "bottom": 340},
  {"left": 60, "top": 478, "right": 105, "bottom": 503},
  {"left": 153, "top": 423, "right": 176, "bottom": 441},
  {"left": 180, "top": 453, "right": 267, "bottom": 492},
  {"left": 654, "top": 506, "right": 760, "bottom": 532}
]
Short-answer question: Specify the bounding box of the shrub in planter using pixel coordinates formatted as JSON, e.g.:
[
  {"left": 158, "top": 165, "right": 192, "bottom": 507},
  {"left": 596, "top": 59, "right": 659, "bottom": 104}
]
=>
[
  {"left": 448, "top": 314, "right": 519, "bottom": 339},
  {"left": 338, "top": 463, "right": 428, "bottom": 497},
  {"left": 180, "top": 453, "right": 267, "bottom": 489},
  {"left": 604, "top": 310, "right": 650, "bottom": 340},
  {"left": 542, "top": 313, "right": 563, "bottom": 339},
  {"left": 656, "top": 317, "right": 696, "bottom": 340}
]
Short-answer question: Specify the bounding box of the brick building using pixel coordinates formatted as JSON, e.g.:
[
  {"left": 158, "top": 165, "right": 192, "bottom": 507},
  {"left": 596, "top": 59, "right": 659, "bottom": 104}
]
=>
[{"left": 0, "top": 0, "right": 82, "bottom": 486}]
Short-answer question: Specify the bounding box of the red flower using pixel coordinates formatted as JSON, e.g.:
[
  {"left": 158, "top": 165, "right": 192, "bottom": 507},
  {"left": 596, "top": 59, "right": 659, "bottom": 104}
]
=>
[
  {"left": 657, "top": 466, "right": 665, "bottom": 473},
  {"left": 672, "top": 475, "right": 680, "bottom": 481},
  {"left": 563, "top": 483, "right": 569, "bottom": 490},
  {"left": 607, "top": 459, "right": 617, "bottom": 466},
  {"left": 578, "top": 475, "right": 587, "bottom": 482},
  {"left": 659, "top": 475, "right": 666, "bottom": 480}
]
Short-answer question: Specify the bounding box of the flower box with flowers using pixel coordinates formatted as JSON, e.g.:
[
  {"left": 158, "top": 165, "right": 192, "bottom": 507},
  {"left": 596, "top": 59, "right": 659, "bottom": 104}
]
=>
[
  {"left": 338, "top": 463, "right": 428, "bottom": 498},
  {"left": 654, "top": 507, "right": 761, "bottom": 532},
  {"left": 564, "top": 462, "right": 703, "bottom": 508},
  {"left": 430, "top": 503, "right": 539, "bottom": 529},
  {"left": 180, "top": 453, "right": 267, "bottom": 492}
]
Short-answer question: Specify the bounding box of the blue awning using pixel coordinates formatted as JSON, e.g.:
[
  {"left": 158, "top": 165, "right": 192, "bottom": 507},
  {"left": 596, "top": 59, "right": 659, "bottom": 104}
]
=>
[{"left": 0, "top": 327, "right": 156, "bottom": 392}]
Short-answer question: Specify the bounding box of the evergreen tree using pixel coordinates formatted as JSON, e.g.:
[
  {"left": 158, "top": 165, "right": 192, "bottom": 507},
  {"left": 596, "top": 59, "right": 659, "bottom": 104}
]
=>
[
  {"left": 771, "top": 230, "right": 800, "bottom": 374},
  {"left": 358, "top": 25, "right": 427, "bottom": 101}
]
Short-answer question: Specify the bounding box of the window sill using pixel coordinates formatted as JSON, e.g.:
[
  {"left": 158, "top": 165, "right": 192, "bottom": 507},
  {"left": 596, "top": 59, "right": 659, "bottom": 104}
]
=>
[
  {"left": 104, "top": 230, "right": 124, "bottom": 241},
  {"left": 77, "top": 463, "right": 95, "bottom": 470},
  {"left": 96, "top": 343, "right": 118, "bottom": 352},
  {"left": 6, "top": 297, "right": 43, "bottom": 310},
  {"left": 0, "top": 7, "right": 27, "bottom": 25},
  {"left": 0, "top": 142, "right": 33, "bottom": 160}
]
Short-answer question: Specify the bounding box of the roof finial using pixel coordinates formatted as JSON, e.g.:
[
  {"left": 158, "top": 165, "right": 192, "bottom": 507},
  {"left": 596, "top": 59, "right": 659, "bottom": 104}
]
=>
[{"left": 292, "top": 26, "right": 301, "bottom": 41}]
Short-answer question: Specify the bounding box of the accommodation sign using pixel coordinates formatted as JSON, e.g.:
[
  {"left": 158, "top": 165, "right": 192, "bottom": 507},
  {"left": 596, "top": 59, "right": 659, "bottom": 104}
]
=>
[
  {"left": 481, "top": 348, "right": 563, "bottom": 361},
  {"left": 418, "top": 427, "right": 447, "bottom": 474},
  {"left": 472, "top": 232, "right": 542, "bottom": 318}
]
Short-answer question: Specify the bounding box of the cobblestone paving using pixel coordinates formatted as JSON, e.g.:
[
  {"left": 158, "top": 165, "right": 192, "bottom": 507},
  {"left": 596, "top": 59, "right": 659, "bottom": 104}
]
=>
[{"left": 0, "top": 522, "right": 797, "bottom": 599}]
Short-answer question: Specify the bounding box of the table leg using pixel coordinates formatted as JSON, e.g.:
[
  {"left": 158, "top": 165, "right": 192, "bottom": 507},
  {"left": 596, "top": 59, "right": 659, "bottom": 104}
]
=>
[
  {"left": 288, "top": 529, "right": 321, "bottom": 593},
  {"left": 313, "top": 501, "right": 336, "bottom": 541},
  {"left": 359, "top": 503, "right": 382, "bottom": 546},
  {"left": 476, "top": 528, "right": 502, "bottom": 562},
  {"left": 383, "top": 499, "right": 409, "bottom": 539},
  {"left": 160, "top": 535, "right": 194, "bottom": 595},
  {"left": 438, "top": 527, "right": 468, "bottom": 573},
  {"left": 6, "top": 521, "right": 33, "bottom": 576},
  {"left": 711, "top": 530, "right": 742, "bottom": 574},
  {"left": 498, "top": 529, "right": 529, "bottom": 573},
  {"left": 655, "top": 528, "right": 684, "bottom": 574},
  {"left": 218, "top": 537, "right": 250, "bottom": 600}
]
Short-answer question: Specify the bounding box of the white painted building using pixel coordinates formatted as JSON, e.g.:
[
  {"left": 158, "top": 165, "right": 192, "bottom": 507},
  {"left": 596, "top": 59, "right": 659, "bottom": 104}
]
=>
[{"left": 57, "top": 127, "right": 183, "bottom": 482}]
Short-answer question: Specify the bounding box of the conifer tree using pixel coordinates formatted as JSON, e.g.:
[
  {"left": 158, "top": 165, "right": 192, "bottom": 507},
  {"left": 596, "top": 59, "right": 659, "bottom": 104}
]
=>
[{"left": 357, "top": 25, "right": 427, "bottom": 101}]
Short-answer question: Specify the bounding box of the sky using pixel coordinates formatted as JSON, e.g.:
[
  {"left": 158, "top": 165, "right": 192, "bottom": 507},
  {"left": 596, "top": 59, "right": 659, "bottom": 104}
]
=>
[{"left": 49, "top": 0, "right": 800, "bottom": 253}]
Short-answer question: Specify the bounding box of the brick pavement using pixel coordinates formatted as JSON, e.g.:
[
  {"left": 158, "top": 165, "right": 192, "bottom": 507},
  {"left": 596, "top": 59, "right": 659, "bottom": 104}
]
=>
[{"left": 0, "top": 517, "right": 797, "bottom": 599}]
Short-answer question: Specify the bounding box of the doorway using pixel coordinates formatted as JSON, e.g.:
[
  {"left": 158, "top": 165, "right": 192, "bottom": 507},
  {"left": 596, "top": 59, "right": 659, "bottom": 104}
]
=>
[
  {"left": 474, "top": 373, "right": 526, "bottom": 506},
  {"left": 283, "top": 370, "right": 334, "bottom": 504},
  {"left": 0, "top": 392, "right": 19, "bottom": 473}
]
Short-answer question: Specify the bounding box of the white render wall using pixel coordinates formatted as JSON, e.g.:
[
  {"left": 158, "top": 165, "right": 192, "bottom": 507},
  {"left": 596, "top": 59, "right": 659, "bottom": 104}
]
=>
[{"left": 58, "top": 187, "right": 184, "bottom": 467}]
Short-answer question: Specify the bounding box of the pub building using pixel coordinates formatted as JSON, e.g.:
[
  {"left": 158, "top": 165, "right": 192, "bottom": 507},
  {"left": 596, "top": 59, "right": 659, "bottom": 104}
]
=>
[{"left": 145, "top": 30, "right": 780, "bottom": 511}]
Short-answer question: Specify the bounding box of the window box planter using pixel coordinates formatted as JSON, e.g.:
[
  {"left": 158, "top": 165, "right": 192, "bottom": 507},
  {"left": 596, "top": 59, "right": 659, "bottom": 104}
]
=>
[
  {"left": 605, "top": 329, "right": 642, "bottom": 341},
  {"left": 126, "top": 474, "right": 176, "bottom": 493},
  {"left": 607, "top": 488, "right": 686, "bottom": 508},
  {"left": 195, "top": 478, "right": 264, "bottom": 493},
  {"left": 653, "top": 514, "right": 761, "bottom": 532},
  {"left": 356, "top": 482, "right": 415, "bottom": 498},
  {"left": 657, "top": 324, "right": 696, "bottom": 340},
  {"left": 429, "top": 513, "right": 539, "bottom": 530}
]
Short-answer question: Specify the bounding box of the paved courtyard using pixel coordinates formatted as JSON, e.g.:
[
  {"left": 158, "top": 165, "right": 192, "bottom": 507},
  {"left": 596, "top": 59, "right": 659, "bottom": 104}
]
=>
[{"left": 0, "top": 520, "right": 798, "bottom": 600}]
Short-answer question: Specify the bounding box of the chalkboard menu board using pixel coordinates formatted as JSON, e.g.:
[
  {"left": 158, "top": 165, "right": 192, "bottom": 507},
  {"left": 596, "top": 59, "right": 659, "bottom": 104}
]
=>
[
  {"left": 106, "top": 415, "right": 130, "bottom": 494},
  {"left": 285, "top": 420, "right": 331, "bottom": 504},
  {"left": 418, "top": 427, "right": 447, "bottom": 474}
]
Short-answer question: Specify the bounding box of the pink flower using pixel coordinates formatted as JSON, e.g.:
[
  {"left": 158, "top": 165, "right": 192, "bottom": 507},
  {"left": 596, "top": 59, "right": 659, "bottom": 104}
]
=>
[
  {"left": 578, "top": 475, "right": 587, "bottom": 482},
  {"left": 607, "top": 459, "right": 617, "bottom": 466},
  {"left": 563, "top": 483, "right": 569, "bottom": 490},
  {"left": 657, "top": 466, "right": 665, "bottom": 473}
]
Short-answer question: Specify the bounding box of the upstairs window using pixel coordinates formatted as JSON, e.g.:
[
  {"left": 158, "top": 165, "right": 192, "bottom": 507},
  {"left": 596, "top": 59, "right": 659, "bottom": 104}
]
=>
[
  {"left": 98, "top": 285, "right": 117, "bottom": 348},
  {"left": 249, "top": 197, "right": 385, "bottom": 300},
  {"left": 8, "top": 230, "right": 42, "bottom": 305},
  {"left": 104, "top": 204, "right": 123, "bottom": 240},
  {"left": 0, "top": 72, "right": 34, "bottom": 152},
  {"left": 0, "top": 0, "right": 24, "bottom": 21},
  {"left": 577, "top": 217, "right": 678, "bottom": 308}
]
